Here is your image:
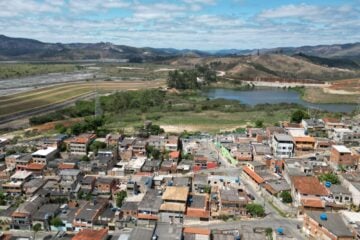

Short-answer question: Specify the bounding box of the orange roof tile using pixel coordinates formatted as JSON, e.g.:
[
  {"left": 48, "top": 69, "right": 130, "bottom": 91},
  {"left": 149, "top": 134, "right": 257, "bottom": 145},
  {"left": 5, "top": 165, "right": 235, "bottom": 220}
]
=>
[
  {"left": 186, "top": 208, "right": 210, "bottom": 218},
  {"left": 301, "top": 199, "right": 325, "bottom": 208},
  {"left": 243, "top": 166, "right": 264, "bottom": 184},
  {"left": 137, "top": 213, "right": 159, "bottom": 220},
  {"left": 183, "top": 227, "right": 211, "bottom": 235},
  {"left": 12, "top": 212, "right": 29, "bottom": 218},
  {"left": 169, "top": 151, "right": 180, "bottom": 159},
  {"left": 292, "top": 176, "right": 329, "bottom": 196},
  {"left": 72, "top": 229, "right": 108, "bottom": 240},
  {"left": 58, "top": 163, "right": 76, "bottom": 170},
  {"left": 294, "top": 136, "right": 316, "bottom": 143}
]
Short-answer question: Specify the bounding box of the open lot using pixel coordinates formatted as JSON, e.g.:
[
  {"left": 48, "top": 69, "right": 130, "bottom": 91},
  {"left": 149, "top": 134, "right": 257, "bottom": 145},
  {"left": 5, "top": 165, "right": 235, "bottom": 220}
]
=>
[{"left": 0, "top": 80, "right": 165, "bottom": 117}]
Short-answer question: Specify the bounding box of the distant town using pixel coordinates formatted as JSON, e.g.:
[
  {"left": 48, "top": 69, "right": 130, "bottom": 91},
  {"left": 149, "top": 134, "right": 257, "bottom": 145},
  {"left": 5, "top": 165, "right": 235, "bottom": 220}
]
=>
[{"left": 0, "top": 114, "right": 359, "bottom": 240}]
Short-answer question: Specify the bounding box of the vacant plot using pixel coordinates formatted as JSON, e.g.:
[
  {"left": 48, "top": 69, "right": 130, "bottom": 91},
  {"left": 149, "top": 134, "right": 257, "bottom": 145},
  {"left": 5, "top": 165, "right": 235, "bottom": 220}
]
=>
[
  {"left": 303, "top": 87, "right": 359, "bottom": 104},
  {"left": 0, "top": 80, "right": 165, "bottom": 117},
  {"left": 0, "top": 63, "right": 81, "bottom": 79},
  {"left": 328, "top": 78, "right": 360, "bottom": 93},
  {"left": 105, "top": 109, "right": 294, "bottom": 133}
]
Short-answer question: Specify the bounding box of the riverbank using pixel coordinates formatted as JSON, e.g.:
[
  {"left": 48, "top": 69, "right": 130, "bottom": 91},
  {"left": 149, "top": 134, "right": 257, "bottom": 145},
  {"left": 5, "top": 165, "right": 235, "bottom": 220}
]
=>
[{"left": 214, "top": 78, "right": 359, "bottom": 104}]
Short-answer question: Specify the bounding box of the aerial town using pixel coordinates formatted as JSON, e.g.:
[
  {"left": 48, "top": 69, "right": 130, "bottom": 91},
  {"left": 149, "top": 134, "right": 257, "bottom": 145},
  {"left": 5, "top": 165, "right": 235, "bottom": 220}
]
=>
[
  {"left": 1, "top": 1, "right": 360, "bottom": 240},
  {"left": 0, "top": 115, "right": 360, "bottom": 240}
]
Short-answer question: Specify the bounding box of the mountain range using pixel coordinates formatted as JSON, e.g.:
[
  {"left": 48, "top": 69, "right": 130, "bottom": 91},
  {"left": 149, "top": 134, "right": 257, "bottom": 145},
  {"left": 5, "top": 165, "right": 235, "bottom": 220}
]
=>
[{"left": 1, "top": 35, "right": 359, "bottom": 65}]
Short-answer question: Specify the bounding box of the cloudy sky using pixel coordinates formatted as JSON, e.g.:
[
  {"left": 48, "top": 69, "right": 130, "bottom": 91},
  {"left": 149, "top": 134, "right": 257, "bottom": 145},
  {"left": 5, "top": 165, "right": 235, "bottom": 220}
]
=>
[{"left": 0, "top": 0, "right": 359, "bottom": 50}]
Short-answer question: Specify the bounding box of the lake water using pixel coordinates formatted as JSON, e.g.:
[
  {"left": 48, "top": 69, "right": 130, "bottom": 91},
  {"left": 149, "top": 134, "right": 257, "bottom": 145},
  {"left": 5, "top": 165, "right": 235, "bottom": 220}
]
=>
[{"left": 203, "top": 88, "right": 358, "bottom": 113}]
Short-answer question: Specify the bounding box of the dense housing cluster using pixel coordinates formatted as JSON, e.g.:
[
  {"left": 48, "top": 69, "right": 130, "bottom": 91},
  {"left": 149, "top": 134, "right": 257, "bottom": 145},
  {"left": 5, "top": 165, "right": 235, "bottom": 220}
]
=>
[{"left": 0, "top": 115, "right": 360, "bottom": 240}]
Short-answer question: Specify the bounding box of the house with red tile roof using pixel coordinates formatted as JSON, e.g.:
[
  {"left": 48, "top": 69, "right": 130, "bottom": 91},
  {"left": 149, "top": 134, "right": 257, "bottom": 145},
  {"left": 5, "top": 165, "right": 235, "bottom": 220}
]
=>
[
  {"left": 72, "top": 229, "right": 108, "bottom": 240},
  {"left": 291, "top": 176, "right": 329, "bottom": 212}
]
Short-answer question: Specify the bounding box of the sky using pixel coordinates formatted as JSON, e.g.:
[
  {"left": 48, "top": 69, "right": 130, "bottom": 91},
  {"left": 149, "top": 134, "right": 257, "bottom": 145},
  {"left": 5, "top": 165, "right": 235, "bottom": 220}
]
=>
[{"left": 0, "top": 0, "right": 359, "bottom": 50}]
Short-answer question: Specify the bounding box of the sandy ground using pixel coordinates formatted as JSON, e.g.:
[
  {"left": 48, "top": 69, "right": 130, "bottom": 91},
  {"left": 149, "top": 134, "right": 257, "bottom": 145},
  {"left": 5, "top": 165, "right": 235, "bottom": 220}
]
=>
[
  {"left": 154, "top": 68, "right": 176, "bottom": 72},
  {"left": 241, "top": 80, "right": 327, "bottom": 88},
  {"left": 117, "top": 67, "right": 144, "bottom": 70},
  {"left": 323, "top": 88, "right": 360, "bottom": 95},
  {"left": 216, "top": 71, "right": 226, "bottom": 77}
]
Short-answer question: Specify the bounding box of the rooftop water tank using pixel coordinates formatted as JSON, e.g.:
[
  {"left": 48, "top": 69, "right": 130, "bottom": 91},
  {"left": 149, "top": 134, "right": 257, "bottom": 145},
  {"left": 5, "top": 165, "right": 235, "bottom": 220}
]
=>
[
  {"left": 277, "top": 228, "right": 284, "bottom": 235},
  {"left": 325, "top": 181, "right": 332, "bottom": 188},
  {"left": 320, "top": 213, "right": 328, "bottom": 221}
]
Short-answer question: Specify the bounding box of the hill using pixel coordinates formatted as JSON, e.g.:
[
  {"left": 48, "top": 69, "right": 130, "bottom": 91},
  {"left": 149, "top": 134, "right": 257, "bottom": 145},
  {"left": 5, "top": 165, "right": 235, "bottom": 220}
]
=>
[
  {"left": 0, "top": 35, "right": 208, "bottom": 62},
  {"left": 213, "top": 42, "right": 360, "bottom": 63},
  {"left": 168, "top": 54, "right": 360, "bottom": 81}
]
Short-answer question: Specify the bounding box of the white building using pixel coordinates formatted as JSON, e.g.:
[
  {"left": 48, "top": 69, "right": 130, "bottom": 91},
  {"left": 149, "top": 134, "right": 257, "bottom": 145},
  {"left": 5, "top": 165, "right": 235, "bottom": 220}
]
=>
[
  {"left": 271, "top": 134, "right": 294, "bottom": 158},
  {"left": 330, "top": 128, "right": 353, "bottom": 143},
  {"left": 32, "top": 147, "right": 58, "bottom": 165}
]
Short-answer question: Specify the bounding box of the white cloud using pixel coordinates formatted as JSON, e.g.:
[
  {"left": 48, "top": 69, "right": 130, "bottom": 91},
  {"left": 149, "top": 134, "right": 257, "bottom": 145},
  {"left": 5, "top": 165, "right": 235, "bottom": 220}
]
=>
[
  {"left": 0, "top": 1, "right": 359, "bottom": 50},
  {"left": 68, "top": 0, "right": 129, "bottom": 13},
  {"left": 0, "top": 0, "right": 62, "bottom": 17}
]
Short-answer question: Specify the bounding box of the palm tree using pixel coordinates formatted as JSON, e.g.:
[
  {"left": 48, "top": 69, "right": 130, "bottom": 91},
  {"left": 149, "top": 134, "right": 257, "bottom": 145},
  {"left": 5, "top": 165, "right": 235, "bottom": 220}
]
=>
[{"left": 32, "top": 223, "right": 42, "bottom": 239}]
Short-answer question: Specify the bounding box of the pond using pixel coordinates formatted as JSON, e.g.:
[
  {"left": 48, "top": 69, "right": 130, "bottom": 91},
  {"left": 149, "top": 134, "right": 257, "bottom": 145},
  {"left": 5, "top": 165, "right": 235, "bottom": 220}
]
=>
[{"left": 203, "top": 88, "right": 357, "bottom": 113}]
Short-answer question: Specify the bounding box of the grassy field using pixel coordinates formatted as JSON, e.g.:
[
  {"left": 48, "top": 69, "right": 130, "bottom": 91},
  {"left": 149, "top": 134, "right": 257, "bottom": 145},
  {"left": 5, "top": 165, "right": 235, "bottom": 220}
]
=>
[
  {"left": 0, "top": 80, "right": 165, "bottom": 117},
  {"left": 104, "top": 108, "right": 295, "bottom": 133},
  {"left": 0, "top": 63, "right": 81, "bottom": 79},
  {"left": 99, "top": 63, "right": 176, "bottom": 80},
  {"left": 303, "top": 87, "right": 359, "bottom": 104}
]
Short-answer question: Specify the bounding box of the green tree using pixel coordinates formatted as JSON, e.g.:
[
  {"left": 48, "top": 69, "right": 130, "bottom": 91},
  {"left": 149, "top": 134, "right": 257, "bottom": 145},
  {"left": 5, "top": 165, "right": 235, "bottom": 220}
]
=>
[
  {"left": 81, "top": 155, "right": 90, "bottom": 162},
  {"left": 55, "top": 124, "right": 67, "bottom": 134},
  {"left": 245, "top": 203, "right": 265, "bottom": 217},
  {"left": 116, "top": 190, "right": 127, "bottom": 207},
  {"left": 50, "top": 217, "right": 63, "bottom": 228},
  {"left": 0, "top": 191, "right": 7, "bottom": 205},
  {"left": 319, "top": 173, "right": 340, "bottom": 184},
  {"left": 32, "top": 223, "right": 42, "bottom": 239},
  {"left": 89, "top": 141, "right": 107, "bottom": 155},
  {"left": 280, "top": 191, "right": 292, "bottom": 203},
  {"left": 290, "top": 110, "right": 309, "bottom": 123},
  {"left": 255, "top": 119, "right": 264, "bottom": 128}
]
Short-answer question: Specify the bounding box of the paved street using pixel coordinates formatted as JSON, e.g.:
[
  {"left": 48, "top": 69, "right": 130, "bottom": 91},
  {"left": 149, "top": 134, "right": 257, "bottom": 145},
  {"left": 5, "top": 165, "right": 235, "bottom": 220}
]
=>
[{"left": 201, "top": 140, "right": 306, "bottom": 239}]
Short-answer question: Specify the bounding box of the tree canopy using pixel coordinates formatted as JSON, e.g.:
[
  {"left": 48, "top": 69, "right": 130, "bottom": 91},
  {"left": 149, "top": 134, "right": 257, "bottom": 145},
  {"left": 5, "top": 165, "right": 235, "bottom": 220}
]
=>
[
  {"left": 319, "top": 173, "right": 340, "bottom": 184},
  {"left": 167, "top": 65, "right": 217, "bottom": 89},
  {"left": 245, "top": 203, "right": 265, "bottom": 217}
]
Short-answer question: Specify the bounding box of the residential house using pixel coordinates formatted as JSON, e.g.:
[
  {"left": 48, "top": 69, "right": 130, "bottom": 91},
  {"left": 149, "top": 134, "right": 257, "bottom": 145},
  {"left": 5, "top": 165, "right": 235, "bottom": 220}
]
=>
[
  {"left": 80, "top": 176, "right": 96, "bottom": 194},
  {"left": 72, "top": 229, "right": 108, "bottom": 240},
  {"left": 193, "top": 174, "right": 208, "bottom": 194},
  {"left": 271, "top": 134, "right": 294, "bottom": 158},
  {"left": 230, "top": 143, "right": 253, "bottom": 161},
  {"left": 185, "top": 194, "right": 210, "bottom": 221},
  {"left": 329, "top": 184, "right": 352, "bottom": 206},
  {"left": 263, "top": 179, "right": 291, "bottom": 196},
  {"left": 252, "top": 143, "right": 272, "bottom": 161},
  {"left": 323, "top": 118, "right": 346, "bottom": 130},
  {"left": 183, "top": 227, "right": 211, "bottom": 240},
  {"left": 291, "top": 176, "right": 329, "bottom": 211},
  {"left": 301, "top": 118, "right": 326, "bottom": 137},
  {"left": 293, "top": 136, "right": 316, "bottom": 152},
  {"left": 160, "top": 186, "right": 189, "bottom": 224},
  {"left": 73, "top": 199, "right": 108, "bottom": 230},
  {"left": 330, "top": 145, "right": 356, "bottom": 168},
  {"left": 32, "top": 204, "right": 60, "bottom": 231},
  {"left": 2, "top": 171, "right": 33, "bottom": 195},
  {"left": 94, "top": 177, "right": 115, "bottom": 195},
  {"left": 11, "top": 195, "right": 46, "bottom": 230},
  {"left": 137, "top": 190, "right": 162, "bottom": 225},
  {"left": 339, "top": 172, "right": 360, "bottom": 207},
  {"left": 59, "top": 169, "right": 82, "bottom": 195},
  {"left": 5, "top": 154, "right": 32, "bottom": 170},
  {"left": 23, "top": 178, "right": 47, "bottom": 197},
  {"left": 218, "top": 188, "right": 248, "bottom": 216},
  {"left": 165, "top": 136, "right": 179, "bottom": 151},
  {"left": 68, "top": 134, "right": 96, "bottom": 156},
  {"left": 31, "top": 147, "right": 57, "bottom": 165},
  {"left": 16, "top": 163, "right": 45, "bottom": 176},
  {"left": 303, "top": 211, "right": 354, "bottom": 240}
]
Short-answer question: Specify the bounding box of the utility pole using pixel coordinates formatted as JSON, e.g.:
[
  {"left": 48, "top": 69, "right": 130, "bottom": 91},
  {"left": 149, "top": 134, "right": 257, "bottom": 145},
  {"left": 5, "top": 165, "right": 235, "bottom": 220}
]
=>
[{"left": 95, "top": 82, "right": 102, "bottom": 117}]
